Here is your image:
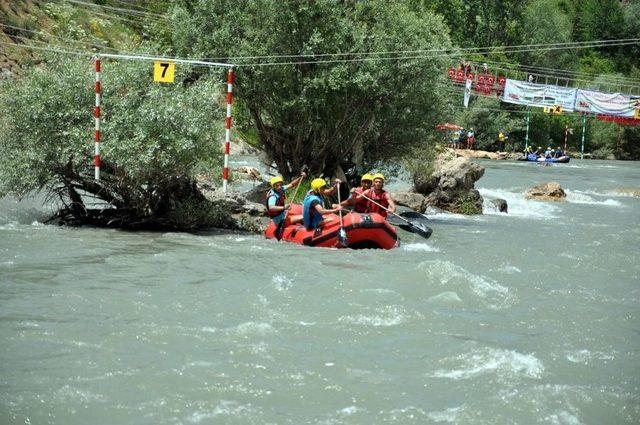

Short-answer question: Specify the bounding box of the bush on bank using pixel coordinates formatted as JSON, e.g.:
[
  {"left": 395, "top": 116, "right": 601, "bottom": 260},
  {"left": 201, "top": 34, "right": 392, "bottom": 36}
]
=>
[{"left": 0, "top": 55, "right": 230, "bottom": 230}]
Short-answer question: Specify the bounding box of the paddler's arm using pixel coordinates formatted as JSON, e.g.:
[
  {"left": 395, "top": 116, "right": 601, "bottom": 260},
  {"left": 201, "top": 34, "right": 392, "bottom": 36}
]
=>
[
  {"left": 340, "top": 189, "right": 356, "bottom": 207},
  {"left": 322, "top": 179, "right": 342, "bottom": 196},
  {"left": 314, "top": 202, "right": 342, "bottom": 215},
  {"left": 385, "top": 193, "right": 397, "bottom": 213},
  {"left": 267, "top": 195, "right": 290, "bottom": 215},
  {"left": 285, "top": 171, "right": 307, "bottom": 191}
]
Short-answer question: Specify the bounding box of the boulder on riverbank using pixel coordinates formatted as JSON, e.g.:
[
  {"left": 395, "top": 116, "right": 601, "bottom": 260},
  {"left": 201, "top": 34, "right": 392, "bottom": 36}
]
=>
[
  {"left": 197, "top": 180, "right": 268, "bottom": 233},
  {"left": 452, "top": 148, "right": 520, "bottom": 161},
  {"left": 407, "top": 152, "right": 485, "bottom": 215},
  {"left": 524, "top": 182, "right": 566, "bottom": 201},
  {"left": 614, "top": 187, "right": 640, "bottom": 197},
  {"left": 233, "top": 166, "right": 262, "bottom": 181},
  {"left": 490, "top": 198, "right": 508, "bottom": 213}
]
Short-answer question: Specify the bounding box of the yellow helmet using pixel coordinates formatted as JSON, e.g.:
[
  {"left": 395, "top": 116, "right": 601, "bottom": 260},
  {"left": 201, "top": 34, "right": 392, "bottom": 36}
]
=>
[
  {"left": 270, "top": 176, "right": 284, "bottom": 187},
  {"left": 372, "top": 173, "right": 385, "bottom": 181},
  {"left": 361, "top": 173, "right": 373, "bottom": 182},
  {"left": 311, "top": 178, "right": 327, "bottom": 192}
]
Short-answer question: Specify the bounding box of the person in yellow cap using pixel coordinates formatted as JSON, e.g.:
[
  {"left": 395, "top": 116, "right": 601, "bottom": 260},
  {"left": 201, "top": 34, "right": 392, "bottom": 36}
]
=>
[
  {"left": 365, "top": 173, "right": 396, "bottom": 218},
  {"left": 340, "top": 173, "right": 373, "bottom": 213},
  {"left": 302, "top": 178, "right": 343, "bottom": 230},
  {"left": 265, "top": 172, "right": 306, "bottom": 226}
]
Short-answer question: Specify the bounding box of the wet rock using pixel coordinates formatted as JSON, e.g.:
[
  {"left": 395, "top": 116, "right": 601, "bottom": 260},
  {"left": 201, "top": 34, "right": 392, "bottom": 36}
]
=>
[
  {"left": 452, "top": 148, "right": 516, "bottom": 160},
  {"left": 414, "top": 156, "right": 485, "bottom": 214},
  {"left": 490, "top": 198, "right": 508, "bottom": 213},
  {"left": 614, "top": 187, "right": 640, "bottom": 197},
  {"left": 392, "top": 192, "right": 426, "bottom": 212},
  {"left": 233, "top": 166, "right": 262, "bottom": 181},
  {"left": 196, "top": 186, "right": 268, "bottom": 233},
  {"left": 525, "top": 182, "right": 566, "bottom": 201},
  {"left": 243, "top": 182, "right": 270, "bottom": 204},
  {"left": 229, "top": 140, "right": 258, "bottom": 155}
]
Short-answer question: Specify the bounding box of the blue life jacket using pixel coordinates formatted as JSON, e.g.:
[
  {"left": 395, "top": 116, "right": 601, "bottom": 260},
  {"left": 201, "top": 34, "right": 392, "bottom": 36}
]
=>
[
  {"left": 265, "top": 188, "right": 285, "bottom": 219},
  {"left": 303, "top": 193, "right": 324, "bottom": 230}
]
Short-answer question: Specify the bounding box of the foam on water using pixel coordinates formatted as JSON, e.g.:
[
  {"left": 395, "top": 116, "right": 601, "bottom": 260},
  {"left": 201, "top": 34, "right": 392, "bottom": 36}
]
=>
[
  {"left": 565, "top": 349, "right": 614, "bottom": 364},
  {"left": 402, "top": 242, "right": 440, "bottom": 252},
  {"left": 565, "top": 190, "right": 622, "bottom": 206},
  {"left": 495, "top": 265, "right": 522, "bottom": 274},
  {"left": 338, "top": 305, "right": 410, "bottom": 327},
  {"left": 54, "top": 385, "right": 107, "bottom": 403},
  {"left": 417, "top": 260, "right": 513, "bottom": 308},
  {"left": 479, "top": 187, "right": 559, "bottom": 219},
  {"left": 430, "top": 347, "right": 544, "bottom": 381},
  {"left": 544, "top": 411, "right": 583, "bottom": 425},
  {"left": 233, "top": 321, "right": 274, "bottom": 336},
  {"left": 271, "top": 272, "right": 295, "bottom": 291},
  {"left": 187, "top": 400, "right": 254, "bottom": 423},
  {"left": 428, "top": 292, "right": 463, "bottom": 304},
  {"left": 426, "top": 406, "right": 462, "bottom": 423}
]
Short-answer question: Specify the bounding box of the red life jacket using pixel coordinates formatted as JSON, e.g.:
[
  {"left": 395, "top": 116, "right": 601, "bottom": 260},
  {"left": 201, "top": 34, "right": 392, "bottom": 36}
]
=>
[
  {"left": 265, "top": 188, "right": 285, "bottom": 218},
  {"left": 367, "top": 189, "right": 389, "bottom": 218},
  {"left": 353, "top": 187, "right": 369, "bottom": 213}
]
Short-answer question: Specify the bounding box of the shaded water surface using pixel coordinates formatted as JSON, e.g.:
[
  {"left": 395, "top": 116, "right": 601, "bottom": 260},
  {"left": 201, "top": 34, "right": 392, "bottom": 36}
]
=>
[{"left": 1, "top": 159, "right": 639, "bottom": 424}]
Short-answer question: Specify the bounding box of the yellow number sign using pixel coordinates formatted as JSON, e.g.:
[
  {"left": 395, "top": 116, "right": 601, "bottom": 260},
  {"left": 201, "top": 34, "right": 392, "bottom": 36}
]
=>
[
  {"left": 634, "top": 108, "right": 640, "bottom": 119},
  {"left": 552, "top": 105, "right": 563, "bottom": 114},
  {"left": 153, "top": 61, "right": 175, "bottom": 83}
]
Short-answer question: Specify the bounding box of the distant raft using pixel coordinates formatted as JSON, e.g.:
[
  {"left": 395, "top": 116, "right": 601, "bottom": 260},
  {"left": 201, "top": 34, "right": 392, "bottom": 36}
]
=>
[
  {"left": 518, "top": 153, "right": 571, "bottom": 163},
  {"left": 265, "top": 204, "right": 398, "bottom": 249}
]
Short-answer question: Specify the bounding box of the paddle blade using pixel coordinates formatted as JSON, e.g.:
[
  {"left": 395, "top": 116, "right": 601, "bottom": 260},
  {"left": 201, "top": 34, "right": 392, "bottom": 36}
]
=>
[
  {"left": 408, "top": 221, "right": 433, "bottom": 239},
  {"left": 274, "top": 220, "right": 285, "bottom": 241},
  {"left": 400, "top": 211, "right": 429, "bottom": 221},
  {"left": 338, "top": 228, "right": 349, "bottom": 247}
]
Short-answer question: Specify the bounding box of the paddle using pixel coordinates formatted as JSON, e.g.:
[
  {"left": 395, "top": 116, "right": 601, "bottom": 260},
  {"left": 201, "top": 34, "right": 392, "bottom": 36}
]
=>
[
  {"left": 359, "top": 192, "right": 433, "bottom": 240},
  {"left": 335, "top": 182, "right": 348, "bottom": 247},
  {"left": 274, "top": 171, "right": 305, "bottom": 240}
]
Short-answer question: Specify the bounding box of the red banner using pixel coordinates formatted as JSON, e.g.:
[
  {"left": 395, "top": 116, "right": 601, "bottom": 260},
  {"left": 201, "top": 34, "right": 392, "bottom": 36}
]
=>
[{"left": 596, "top": 115, "right": 640, "bottom": 126}]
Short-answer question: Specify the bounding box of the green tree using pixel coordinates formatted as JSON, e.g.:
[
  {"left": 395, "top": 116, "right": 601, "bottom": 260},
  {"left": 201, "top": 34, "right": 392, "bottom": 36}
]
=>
[
  {"left": 172, "top": 0, "right": 452, "bottom": 178},
  {"left": 520, "top": 0, "right": 573, "bottom": 69},
  {"left": 0, "top": 55, "right": 230, "bottom": 229}
]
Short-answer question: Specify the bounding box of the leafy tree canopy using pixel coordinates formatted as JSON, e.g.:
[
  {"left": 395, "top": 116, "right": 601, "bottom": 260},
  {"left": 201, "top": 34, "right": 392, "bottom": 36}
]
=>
[{"left": 172, "top": 0, "right": 453, "bottom": 177}]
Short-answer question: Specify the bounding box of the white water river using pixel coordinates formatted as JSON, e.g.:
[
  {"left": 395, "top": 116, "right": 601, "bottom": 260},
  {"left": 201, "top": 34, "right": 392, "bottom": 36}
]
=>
[{"left": 1, "top": 159, "right": 639, "bottom": 424}]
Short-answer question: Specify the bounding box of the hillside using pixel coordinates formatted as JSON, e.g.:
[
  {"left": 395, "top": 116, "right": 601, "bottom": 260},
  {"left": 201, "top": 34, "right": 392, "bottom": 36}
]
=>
[{"left": 0, "top": 0, "right": 163, "bottom": 78}]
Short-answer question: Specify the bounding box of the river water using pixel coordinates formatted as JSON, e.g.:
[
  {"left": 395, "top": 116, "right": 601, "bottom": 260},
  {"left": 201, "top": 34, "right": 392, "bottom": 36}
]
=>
[{"left": 1, "top": 159, "right": 639, "bottom": 425}]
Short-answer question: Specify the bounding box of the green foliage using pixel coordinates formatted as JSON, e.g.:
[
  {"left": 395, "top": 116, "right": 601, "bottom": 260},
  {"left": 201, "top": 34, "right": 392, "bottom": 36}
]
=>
[
  {"left": 520, "top": 0, "right": 573, "bottom": 69},
  {"left": 0, "top": 54, "right": 227, "bottom": 228},
  {"left": 454, "top": 98, "right": 523, "bottom": 151},
  {"left": 404, "top": 143, "right": 437, "bottom": 187},
  {"left": 456, "top": 192, "right": 482, "bottom": 215},
  {"left": 172, "top": 0, "right": 453, "bottom": 177}
]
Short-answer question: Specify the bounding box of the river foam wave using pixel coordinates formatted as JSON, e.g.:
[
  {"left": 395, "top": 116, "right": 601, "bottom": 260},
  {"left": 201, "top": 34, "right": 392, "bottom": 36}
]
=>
[{"left": 430, "top": 346, "right": 544, "bottom": 381}]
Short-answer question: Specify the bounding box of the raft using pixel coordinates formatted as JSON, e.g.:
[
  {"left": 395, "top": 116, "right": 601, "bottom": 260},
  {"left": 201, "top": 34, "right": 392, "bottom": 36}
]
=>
[
  {"left": 518, "top": 153, "right": 571, "bottom": 163},
  {"left": 265, "top": 204, "right": 398, "bottom": 249}
]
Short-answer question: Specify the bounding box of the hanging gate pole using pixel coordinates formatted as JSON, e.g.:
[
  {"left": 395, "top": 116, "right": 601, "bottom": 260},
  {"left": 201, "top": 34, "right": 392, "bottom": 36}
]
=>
[
  {"left": 222, "top": 68, "right": 234, "bottom": 194},
  {"left": 580, "top": 113, "right": 587, "bottom": 159},
  {"left": 525, "top": 107, "right": 530, "bottom": 151},
  {"left": 94, "top": 56, "right": 101, "bottom": 180}
]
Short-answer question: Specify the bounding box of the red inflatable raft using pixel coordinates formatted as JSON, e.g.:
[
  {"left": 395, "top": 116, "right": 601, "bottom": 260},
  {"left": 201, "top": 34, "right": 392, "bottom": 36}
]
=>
[{"left": 265, "top": 204, "right": 398, "bottom": 249}]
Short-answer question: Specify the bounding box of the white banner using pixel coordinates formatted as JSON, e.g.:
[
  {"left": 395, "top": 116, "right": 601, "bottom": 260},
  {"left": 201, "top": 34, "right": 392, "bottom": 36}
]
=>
[
  {"left": 463, "top": 78, "right": 471, "bottom": 108},
  {"left": 502, "top": 79, "right": 577, "bottom": 111},
  {"left": 574, "top": 89, "right": 640, "bottom": 118}
]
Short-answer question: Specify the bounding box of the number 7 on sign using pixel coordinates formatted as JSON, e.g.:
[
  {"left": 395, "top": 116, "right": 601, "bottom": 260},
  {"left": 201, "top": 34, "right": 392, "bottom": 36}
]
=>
[{"left": 153, "top": 61, "right": 175, "bottom": 83}]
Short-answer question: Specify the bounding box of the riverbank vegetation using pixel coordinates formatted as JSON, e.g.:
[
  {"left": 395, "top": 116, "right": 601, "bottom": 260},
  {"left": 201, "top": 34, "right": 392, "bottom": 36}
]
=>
[{"left": 0, "top": 0, "right": 639, "bottom": 229}]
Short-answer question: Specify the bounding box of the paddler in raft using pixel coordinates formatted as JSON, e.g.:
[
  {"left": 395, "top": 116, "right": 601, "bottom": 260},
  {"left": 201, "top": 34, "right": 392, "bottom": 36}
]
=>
[
  {"left": 265, "top": 172, "right": 306, "bottom": 227},
  {"left": 366, "top": 173, "right": 397, "bottom": 218},
  {"left": 339, "top": 173, "right": 373, "bottom": 213},
  {"left": 340, "top": 173, "right": 396, "bottom": 219},
  {"left": 303, "top": 178, "right": 343, "bottom": 230}
]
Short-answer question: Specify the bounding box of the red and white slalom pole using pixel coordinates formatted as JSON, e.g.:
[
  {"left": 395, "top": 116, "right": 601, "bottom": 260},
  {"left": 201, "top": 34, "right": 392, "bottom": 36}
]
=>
[
  {"left": 222, "top": 68, "right": 234, "bottom": 194},
  {"left": 94, "top": 56, "right": 101, "bottom": 180}
]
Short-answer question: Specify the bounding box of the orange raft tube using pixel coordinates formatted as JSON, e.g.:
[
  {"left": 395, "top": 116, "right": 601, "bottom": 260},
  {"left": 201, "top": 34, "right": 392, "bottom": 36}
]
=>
[{"left": 265, "top": 204, "right": 398, "bottom": 249}]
